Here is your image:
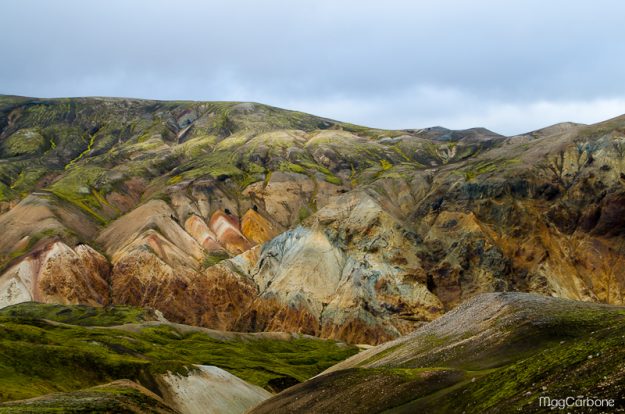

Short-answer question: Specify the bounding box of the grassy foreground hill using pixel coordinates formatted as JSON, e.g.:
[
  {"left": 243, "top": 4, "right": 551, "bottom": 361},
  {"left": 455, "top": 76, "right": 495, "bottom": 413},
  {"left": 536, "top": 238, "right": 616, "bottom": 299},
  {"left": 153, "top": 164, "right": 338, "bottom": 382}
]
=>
[
  {"left": 251, "top": 292, "right": 625, "bottom": 413},
  {"left": 0, "top": 302, "right": 356, "bottom": 412}
]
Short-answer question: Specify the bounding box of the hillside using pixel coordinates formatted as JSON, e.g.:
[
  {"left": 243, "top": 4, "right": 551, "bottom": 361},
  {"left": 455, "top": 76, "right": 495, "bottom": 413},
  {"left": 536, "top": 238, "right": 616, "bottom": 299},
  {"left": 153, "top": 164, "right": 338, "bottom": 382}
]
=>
[
  {"left": 251, "top": 292, "right": 625, "bottom": 413},
  {"left": 1, "top": 95, "right": 625, "bottom": 347},
  {"left": 0, "top": 302, "right": 356, "bottom": 412}
]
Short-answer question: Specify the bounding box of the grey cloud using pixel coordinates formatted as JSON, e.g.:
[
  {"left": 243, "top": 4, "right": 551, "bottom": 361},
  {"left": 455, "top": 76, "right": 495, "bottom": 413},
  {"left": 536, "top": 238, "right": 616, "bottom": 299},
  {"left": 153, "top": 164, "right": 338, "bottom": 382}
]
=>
[{"left": 1, "top": 0, "right": 625, "bottom": 134}]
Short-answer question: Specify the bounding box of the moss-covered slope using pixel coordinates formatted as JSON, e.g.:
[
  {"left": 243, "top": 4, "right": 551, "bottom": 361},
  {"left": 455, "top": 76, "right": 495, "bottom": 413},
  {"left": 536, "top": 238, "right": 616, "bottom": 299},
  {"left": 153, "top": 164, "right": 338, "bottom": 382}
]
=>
[
  {"left": 0, "top": 380, "right": 177, "bottom": 414},
  {"left": 0, "top": 301, "right": 161, "bottom": 326},
  {"left": 0, "top": 302, "right": 357, "bottom": 403},
  {"left": 250, "top": 293, "right": 625, "bottom": 413}
]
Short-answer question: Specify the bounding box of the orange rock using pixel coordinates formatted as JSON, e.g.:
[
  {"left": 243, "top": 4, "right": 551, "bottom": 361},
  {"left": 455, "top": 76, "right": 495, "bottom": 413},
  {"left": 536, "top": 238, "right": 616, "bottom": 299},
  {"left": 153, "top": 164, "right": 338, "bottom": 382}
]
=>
[
  {"left": 0, "top": 241, "right": 109, "bottom": 308},
  {"left": 184, "top": 215, "right": 224, "bottom": 252},
  {"left": 209, "top": 211, "right": 251, "bottom": 255},
  {"left": 241, "top": 209, "right": 278, "bottom": 245}
]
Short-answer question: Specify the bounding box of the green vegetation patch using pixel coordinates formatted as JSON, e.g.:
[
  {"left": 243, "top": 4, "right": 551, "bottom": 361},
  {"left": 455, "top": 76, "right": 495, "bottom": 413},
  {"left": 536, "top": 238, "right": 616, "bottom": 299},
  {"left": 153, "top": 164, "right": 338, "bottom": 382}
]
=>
[
  {"left": 299, "top": 161, "right": 342, "bottom": 185},
  {"left": 9, "top": 167, "right": 48, "bottom": 195},
  {"left": 0, "top": 129, "right": 47, "bottom": 157},
  {"left": 48, "top": 165, "right": 119, "bottom": 223},
  {"left": 462, "top": 158, "right": 522, "bottom": 181},
  {"left": 380, "top": 159, "right": 393, "bottom": 171},
  {"left": 0, "top": 302, "right": 156, "bottom": 327},
  {"left": 177, "top": 151, "right": 242, "bottom": 180},
  {"left": 324, "top": 174, "right": 342, "bottom": 185},
  {"left": 202, "top": 251, "right": 230, "bottom": 268},
  {"left": 279, "top": 161, "right": 306, "bottom": 174},
  {"left": 396, "top": 317, "right": 625, "bottom": 413},
  {"left": 0, "top": 381, "right": 176, "bottom": 413},
  {"left": 0, "top": 303, "right": 358, "bottom": 402},
  {"left": 0, "top": 228, "right": 73, "bottom": 271},
  {"left": 0, "top": 181, "right": 12, "bottom": 202},
  {"left": 253, "top": 367, "right": 466, "bottom": 414},
  {"left": 298, "top": 205, "right": 312, "bottom": 222}
]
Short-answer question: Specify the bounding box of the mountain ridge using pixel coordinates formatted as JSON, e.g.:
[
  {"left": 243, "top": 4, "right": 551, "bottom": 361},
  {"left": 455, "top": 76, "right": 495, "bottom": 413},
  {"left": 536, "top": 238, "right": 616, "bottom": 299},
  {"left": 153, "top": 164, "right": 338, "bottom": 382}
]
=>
[{"left": 1, "top": 95, "right": 624, "bottom": 346}]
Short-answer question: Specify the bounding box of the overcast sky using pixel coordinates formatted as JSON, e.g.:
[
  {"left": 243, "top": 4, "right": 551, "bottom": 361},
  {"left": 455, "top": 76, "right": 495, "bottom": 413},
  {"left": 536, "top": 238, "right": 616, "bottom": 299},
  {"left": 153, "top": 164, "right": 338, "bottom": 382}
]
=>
[{"left": 2, "top": 0, "right": 625, "bottom": 135}]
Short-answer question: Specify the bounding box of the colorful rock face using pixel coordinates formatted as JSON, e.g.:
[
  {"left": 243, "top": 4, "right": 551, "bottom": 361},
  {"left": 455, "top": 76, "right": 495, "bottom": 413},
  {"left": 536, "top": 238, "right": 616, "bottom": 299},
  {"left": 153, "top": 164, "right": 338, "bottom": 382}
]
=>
[
  {"left": 1, "top": 95, "right": 625, "bottom": 346},
  {"left": 0, "top": 241, "right": 109, "bottom": 308}
]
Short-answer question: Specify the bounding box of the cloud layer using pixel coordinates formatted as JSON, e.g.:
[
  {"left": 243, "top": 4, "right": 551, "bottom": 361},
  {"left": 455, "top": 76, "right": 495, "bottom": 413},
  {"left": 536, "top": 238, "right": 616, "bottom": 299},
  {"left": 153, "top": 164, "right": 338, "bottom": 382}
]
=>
[{"left": 2, "top": 0, "right": 625, "bottom": 135}]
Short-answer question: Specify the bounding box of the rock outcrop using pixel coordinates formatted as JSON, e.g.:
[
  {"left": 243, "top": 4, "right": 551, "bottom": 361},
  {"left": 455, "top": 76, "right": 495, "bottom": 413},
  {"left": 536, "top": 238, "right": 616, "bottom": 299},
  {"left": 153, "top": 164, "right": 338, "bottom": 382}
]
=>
[
  {"left": 159, "top": 365, "right": 272, "bottom": 414},
  {"left": 0, "top": 241, "right": 109, "bottom": 308}
]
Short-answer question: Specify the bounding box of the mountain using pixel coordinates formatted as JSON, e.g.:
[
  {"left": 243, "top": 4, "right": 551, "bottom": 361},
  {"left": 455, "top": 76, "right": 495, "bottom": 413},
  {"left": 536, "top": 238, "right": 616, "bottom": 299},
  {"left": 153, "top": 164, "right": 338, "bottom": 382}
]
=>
[
  {"left": 250, "top": 292, "right": 625, "bottom": 413},
  {"left": 1, "top": 95, "right": 625, "bottom": 349}
]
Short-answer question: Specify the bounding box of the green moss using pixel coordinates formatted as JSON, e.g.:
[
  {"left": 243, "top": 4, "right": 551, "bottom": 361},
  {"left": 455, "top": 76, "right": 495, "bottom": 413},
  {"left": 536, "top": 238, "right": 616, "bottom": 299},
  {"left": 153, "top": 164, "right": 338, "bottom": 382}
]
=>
[
  {"left": 0, "top": 182, "right": 12, "bottom": 202},
  {"left": 279, "top": 161, "right": 306, "bottom": 174},
  {"left": 411, "top": 319, "right": 625, "bottom": 413},
  {"left": 48, "top": 166, "right": 120, "bottom": 224},
  {"left": 371, "top": 306, "right": 625, "bottom": 413},
  {"left": 324, "top": 174, "right": 342, "bottom": 185},
  {"left": 244, "top": 162, "right": 266, "bottom": 175},
  {"left": 235, "top": 173, "right": 264, "bottom": 190},
  {"left": 0, "top": 381, "right": 176, "bottom": 413},
  {"left": 357, "top": 343, "right": 403, "bottom": 366},
  {"left": 296, "top": 161, "right": 342, "bottom": 185},
  {"left": 0, "top": 303, "right": 155, "bottom": 327},
  {"left": 0, "top": 129, "right": 46, "bottom": 157},
  {"left": 65, "top": 132, "right": 96, "bottom": 169},
  {"left": 202, "top": 251, "right": 230, "bottom": 268},
  {"left": 476, "top": 162, "right": 498, "bottom": 174},
  {"left": 298, "top": 205, "right": 311, "bottom": 222},
  {"left": 0, "top": 304, "right": 358, "bottom": 402},
  {"left": 390, "top": 145, "right": 412, "bottom": 161},
  {"left": 299, "top": 161, "right": 332, "bottom": 175},
  {"left": 463, "top": 158, "right": 522, "bottom": 181},
  {"left": 167, "top": 175, "right": 183, "bottom": 185},
  {"left": 43, "top": 124, "right": 91, "bottom": 162},
  {"left": 215, "top": 133, "right": 251, "bottom": 151},
  {"left": 269, "top": 367, "right": 467, "bottom": 414},
  {"left": 178, "top": 151, "right": 243, "bottom": 181},
  {"left": 9, "top": 168, "right": 46, "bottom": 193},
  {"left": 263, "top": 170, "right": 273, "bottom": 188},
  {"left": 0, "top": 229, "right": 71, "bottom": 270}
]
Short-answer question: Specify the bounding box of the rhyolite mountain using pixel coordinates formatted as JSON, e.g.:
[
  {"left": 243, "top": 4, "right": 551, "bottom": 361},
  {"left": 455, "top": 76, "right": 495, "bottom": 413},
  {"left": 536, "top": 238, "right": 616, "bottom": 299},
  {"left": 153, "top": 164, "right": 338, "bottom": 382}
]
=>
[{"left": 1, "top": 94, "right": 625, "bottom": 347}]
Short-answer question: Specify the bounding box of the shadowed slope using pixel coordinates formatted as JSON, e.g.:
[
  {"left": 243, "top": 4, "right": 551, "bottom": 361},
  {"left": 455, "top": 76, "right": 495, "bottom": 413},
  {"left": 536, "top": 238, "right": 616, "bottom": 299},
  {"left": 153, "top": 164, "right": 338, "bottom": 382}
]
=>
[{"left": 250, "top": 293, "right": 625, "bottom": 414}]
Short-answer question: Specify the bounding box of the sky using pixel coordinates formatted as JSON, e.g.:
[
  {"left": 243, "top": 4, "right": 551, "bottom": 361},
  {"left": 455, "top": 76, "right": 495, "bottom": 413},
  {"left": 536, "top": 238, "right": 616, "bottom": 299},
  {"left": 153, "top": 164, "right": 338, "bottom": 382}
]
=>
[{"left": 2, "top": 0, "right": 625, "bottom": 135}]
